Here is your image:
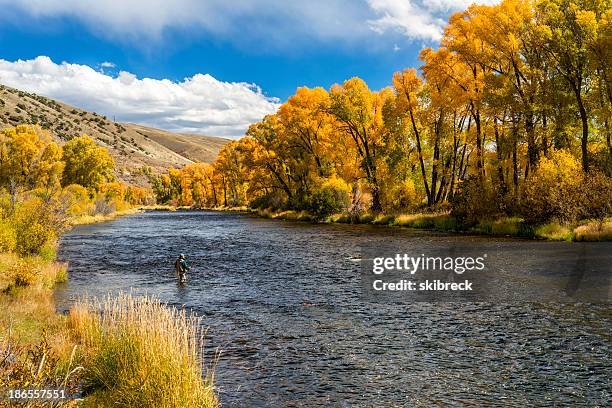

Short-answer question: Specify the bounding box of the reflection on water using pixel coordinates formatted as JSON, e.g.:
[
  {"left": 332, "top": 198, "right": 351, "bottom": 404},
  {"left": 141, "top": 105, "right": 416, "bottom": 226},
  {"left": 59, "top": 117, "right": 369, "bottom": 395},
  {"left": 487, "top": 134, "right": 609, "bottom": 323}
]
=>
[{"left": 56, "top": 211, "right": 611, "bottom": 407}]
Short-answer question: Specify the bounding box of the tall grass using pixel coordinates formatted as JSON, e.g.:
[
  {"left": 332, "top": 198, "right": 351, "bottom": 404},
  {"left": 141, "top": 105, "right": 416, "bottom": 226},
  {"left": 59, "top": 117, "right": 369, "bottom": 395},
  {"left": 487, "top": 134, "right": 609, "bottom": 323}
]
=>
[
  {"left": 69, "top": 293, "right": 217, "bottom": 408},
  {"left": 391, "top": 213, "right": 457, "bottom": 230},
  {"left": 534, "top": 222, "right": 574, "bottom": 241},
  {"left": 472, "top": 217, "right": 534, "bottom": 237},
  {"left": 70, "top": 208, "right": 143, "bottom": 226},
  {"left": 573, "top": 219, "right": 612, "bottom": 241}
]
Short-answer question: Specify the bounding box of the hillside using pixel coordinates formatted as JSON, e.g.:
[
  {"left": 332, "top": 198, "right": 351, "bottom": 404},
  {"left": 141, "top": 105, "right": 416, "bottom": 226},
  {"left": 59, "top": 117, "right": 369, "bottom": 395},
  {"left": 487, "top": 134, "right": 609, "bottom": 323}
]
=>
[{"left": 0, "top": 84, "right": 230, "bottom": 185}]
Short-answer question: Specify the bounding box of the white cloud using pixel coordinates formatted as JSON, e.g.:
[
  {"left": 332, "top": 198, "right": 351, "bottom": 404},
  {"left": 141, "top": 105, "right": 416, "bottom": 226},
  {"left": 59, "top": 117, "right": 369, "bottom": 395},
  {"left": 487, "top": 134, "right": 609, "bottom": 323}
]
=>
[
  {"left": 0, "top": 0, "right": 372, "bottom": 47},
  {"left": 0, "top": 0, "right": 499, "bottom": 46},
  {"left": 0, "top": 56, "right": 280, "bottom": 138},
  {"left": 100, "top": 61, "right": 116, "bottom": 68},
  {"left": 367, "top": 0, "right": 500, "bottom": 41}
]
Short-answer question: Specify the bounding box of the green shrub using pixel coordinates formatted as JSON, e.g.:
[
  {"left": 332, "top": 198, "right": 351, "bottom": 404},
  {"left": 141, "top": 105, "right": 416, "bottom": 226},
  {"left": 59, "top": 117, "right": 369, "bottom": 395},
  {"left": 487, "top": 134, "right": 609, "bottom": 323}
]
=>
[
  {"left": 450, "top": 178, "right": 498, "bottom": 225},
  {"left": 249, "top": 193, "right": 285, "bottom": 211},
  {"left": 309, "top": 177, "right": 351, "bottom": 216}
]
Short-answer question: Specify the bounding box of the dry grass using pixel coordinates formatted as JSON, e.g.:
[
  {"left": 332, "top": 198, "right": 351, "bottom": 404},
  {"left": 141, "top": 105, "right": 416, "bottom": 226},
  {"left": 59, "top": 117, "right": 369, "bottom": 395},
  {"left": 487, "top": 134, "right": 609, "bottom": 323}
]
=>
[
  {"left": 393, "top": 213, "right": 437, "bottom": 227},
  {"left": 69, "top": 293, "right": 217, "bottom": 408},
  {"left": 472, "top": 217, "right": 533, "bottom": 237},
  {"left": 326, "top": 213, "right": 353, "bottom": 223},
  {"left": 574, "top": 219, "right": 612, "bottom": 241},
  {"left": 0, "top": 327, "right": 82, "bottom": 407},
  {"left": 70, "top": 208, "right": 143, "bottom": 226},
  {"left": 0, "top": 252, "right": 81, "bottom": 402},
  {"left": 126, "top": 123, "right": 229, "bottom": 164},
  {"left": 372, "top": 214, "right": 395, "bottom": 225},
  {"left": 257, "top": 208, "right": 274, "bottom": 219},
  {"left": 206, "top": 206, "right": 251, "bottom": 213},
  {"left": 0, "top": 252, "right": 69, "bottom": 345},
  {"left": 534, "top": 222, "right": 574, "bottom": 241},
  {"left": 391, "top": 213, "right": 457, "bottom": 230},
  {"left": 270, "top": 210, "right": 315, "bottom": 222}
]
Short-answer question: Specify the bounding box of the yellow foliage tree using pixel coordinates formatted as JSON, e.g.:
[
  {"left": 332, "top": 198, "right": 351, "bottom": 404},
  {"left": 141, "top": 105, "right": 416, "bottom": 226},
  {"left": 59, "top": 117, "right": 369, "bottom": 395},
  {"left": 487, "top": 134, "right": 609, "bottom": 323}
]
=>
[
  {"left": 62, "top": 135, "right": 115, "bottom": 191},
  {"left": 0, "top": 125, "right": 64, "bottom": 208}
]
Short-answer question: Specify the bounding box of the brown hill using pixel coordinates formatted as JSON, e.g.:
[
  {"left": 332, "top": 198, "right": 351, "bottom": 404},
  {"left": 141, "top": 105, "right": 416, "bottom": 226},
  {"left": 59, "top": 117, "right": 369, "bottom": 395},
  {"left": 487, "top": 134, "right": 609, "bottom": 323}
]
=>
[{"left": 0, "top": 84, "right": 231, "bottom": 185}]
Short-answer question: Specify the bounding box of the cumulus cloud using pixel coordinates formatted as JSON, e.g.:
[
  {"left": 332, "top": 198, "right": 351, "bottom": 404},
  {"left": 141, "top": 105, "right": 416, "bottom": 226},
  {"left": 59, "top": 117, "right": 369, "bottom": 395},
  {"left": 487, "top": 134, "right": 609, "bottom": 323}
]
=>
[
  {"left": 0, "top": 0, "right": 498, "bottom": 45},
  {"left": 100, "top": 61, "right": 116, "bottom": 68},
  {"left": 0, "top": 56, "right": 280, "bottom": 137},
  {"left": 367, "top": 0, "right": 499, "bottom": 41}
]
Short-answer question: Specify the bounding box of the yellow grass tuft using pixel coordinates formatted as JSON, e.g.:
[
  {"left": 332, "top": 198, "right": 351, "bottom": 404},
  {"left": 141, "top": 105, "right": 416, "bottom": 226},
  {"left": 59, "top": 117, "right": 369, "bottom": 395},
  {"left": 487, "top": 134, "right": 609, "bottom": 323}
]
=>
[
  {"left": 372, "top": 214, "right": 395, "bottom": 225},
  {"left": 535, "top": 222, "right": 574, "bottom": 241},
  {"left": 70, "top": 208, "right": 143, "bottom": 226},
  {"left": 391, "top": 213, "right": 456, "bottom": 230},
  {"left": 69, "top": 293, "right": 217, "bottom": 408},
  {"left": 574, "top": 219, "right": 612, "bottom": 241}
]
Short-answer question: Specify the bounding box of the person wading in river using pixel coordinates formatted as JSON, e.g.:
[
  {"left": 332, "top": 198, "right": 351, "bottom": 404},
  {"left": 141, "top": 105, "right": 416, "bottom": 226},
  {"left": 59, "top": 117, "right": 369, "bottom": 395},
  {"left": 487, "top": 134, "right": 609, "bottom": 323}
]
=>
[{"left": 175, "top": 254, "right": 190, "bottom": 283}]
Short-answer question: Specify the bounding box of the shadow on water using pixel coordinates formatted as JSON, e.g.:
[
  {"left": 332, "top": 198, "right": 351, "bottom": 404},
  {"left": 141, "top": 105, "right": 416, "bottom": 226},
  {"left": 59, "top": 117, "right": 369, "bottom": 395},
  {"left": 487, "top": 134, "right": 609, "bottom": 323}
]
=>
[{"left": 55, "top": 211, "right": 611, "bottom": 407}]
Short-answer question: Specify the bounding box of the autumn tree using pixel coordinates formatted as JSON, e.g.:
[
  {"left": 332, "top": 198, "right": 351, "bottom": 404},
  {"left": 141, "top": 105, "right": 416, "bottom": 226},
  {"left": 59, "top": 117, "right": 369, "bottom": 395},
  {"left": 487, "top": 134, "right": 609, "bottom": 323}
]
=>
[
  {"left": 278, "top": 87, "right": 335, "bottom": 177},
  {"left": 328, "top": 78, "right": 391, "bottom": 212},
  {"left": 62, "top": 135, "right": 115, "bottom": 191},
  {"left": 0, "top": 125, "right": 64, "bottom": 208},
  {"left": 538, "top": 0, "right": 606, "bottom": 171}
]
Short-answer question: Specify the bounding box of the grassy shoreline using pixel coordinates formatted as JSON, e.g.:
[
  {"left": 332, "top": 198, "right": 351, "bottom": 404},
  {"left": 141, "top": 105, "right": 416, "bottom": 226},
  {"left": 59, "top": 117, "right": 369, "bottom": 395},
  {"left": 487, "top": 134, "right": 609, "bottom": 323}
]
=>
[
  {"left": 1, "top": 208, "right": 217, "bottom": 407},
  {"left": 183, "top": 205, "right": 611, "bottom": 242},
  {"left": 69, "top": 205, "right": 181, "bottom": 226}
]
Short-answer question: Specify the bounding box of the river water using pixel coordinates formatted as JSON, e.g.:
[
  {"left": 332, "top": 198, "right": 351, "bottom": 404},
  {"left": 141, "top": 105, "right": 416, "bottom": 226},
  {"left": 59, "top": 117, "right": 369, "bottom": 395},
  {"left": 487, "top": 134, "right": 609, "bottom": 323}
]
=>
[{"left": 55, "top": 211, "right": 610, "bottom": 407}]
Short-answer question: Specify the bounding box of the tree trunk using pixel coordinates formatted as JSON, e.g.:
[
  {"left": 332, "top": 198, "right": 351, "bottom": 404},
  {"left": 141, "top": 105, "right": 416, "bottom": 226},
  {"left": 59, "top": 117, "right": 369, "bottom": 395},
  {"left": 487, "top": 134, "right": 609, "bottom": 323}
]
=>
[
  {"left": 512, "top": 139, "right": 519, "bottom": 188},
  {"left": 473, "top": 110, "right": 484, "bottom": 181},
  {"left": 370, "top": 184, "right": 382, "bottom": 213},
  {"left": 430, "top": 111, "right": 443, "bottom": 205},
  {"left": 577, "top": 96, "right": 590, "bottom": 173},
  {"left": 525, "top": 111, "right": 538, "bottom": 169},
  {"left": 493, "top": 117, "right": 507, "bottom": 194},
  {"left": 266, "top": 163, "right": 293, "bottom": 201},
  {"left": 408, "top": 108, "right": 431, "bottom": 204},
  {"left": 222, "top": 176, "right": 228, "bottom": 206}
]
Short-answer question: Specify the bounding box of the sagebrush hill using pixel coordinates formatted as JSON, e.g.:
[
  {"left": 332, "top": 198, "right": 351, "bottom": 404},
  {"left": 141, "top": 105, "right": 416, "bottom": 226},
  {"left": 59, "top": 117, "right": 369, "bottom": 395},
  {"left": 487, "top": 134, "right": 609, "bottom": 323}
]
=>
[{"left": 0, "top": 84, "right": 230, "bottom": 185}]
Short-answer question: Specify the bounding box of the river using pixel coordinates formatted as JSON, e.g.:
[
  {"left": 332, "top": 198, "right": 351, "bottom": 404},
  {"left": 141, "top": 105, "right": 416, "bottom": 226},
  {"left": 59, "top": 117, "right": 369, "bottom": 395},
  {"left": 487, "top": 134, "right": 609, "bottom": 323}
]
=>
[{"left": 55, "top": 211, "right": 610, "bottom": 407}]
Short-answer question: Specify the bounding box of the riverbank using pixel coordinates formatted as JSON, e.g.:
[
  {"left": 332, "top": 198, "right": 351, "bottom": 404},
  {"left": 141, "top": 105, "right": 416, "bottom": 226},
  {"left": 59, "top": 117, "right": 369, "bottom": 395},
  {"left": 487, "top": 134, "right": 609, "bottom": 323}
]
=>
[
  {"left": 189, "top": 205, "right": 612, "bottom": 241},
  {"left": 0, "top": 209, "right": 218, "bottom": 407},
  {"left": 69, "top": 205, "right": 180, "bottom": 226},
  {"left": 267, "top": 209, "right": 612, "bottom": 241}
]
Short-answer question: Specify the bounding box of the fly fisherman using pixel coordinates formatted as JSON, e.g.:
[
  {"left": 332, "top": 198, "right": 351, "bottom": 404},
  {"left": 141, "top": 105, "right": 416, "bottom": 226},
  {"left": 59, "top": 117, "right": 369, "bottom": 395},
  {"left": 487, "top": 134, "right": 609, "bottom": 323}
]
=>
[{"left": 175, "top": 254, "right": 190, "bottom": 283}]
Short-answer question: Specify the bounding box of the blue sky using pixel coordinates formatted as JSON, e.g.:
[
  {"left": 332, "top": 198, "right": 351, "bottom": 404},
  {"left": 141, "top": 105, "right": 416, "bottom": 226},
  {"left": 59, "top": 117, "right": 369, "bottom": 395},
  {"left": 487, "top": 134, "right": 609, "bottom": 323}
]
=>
[{"left": 0, "top": 0, "right": 495, "bottom": 137}]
